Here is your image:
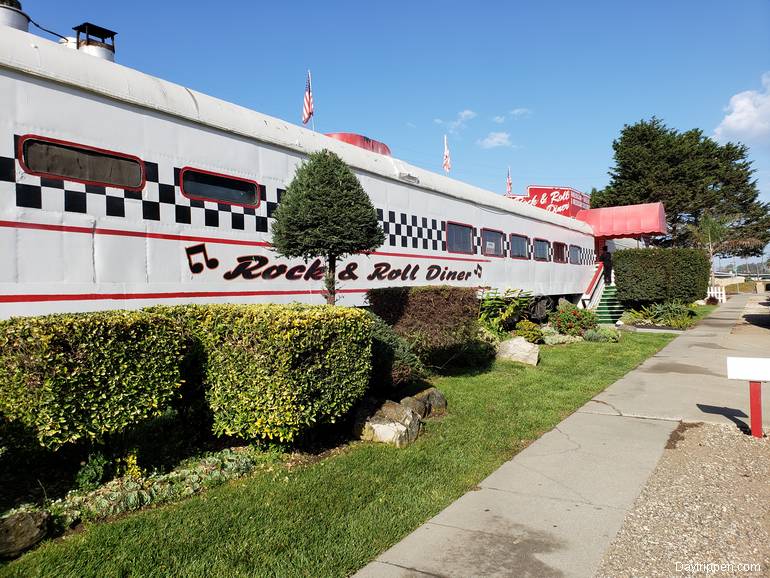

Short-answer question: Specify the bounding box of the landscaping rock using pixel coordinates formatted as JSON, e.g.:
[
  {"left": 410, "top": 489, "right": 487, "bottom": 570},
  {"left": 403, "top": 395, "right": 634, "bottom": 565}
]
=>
[
  {"left": 497, "top": 336, "right": 539, "bottom": 365},
  {"left": 400, "top": 396, "right": 428, "bottom": 418},
  {"left": 414, "top": 387, "right": 448, "bottom": 416},
  {"left": 0, "top": 510, "right": 50, "bottom": 559},
  {"left": 354, "top": 400, "right": 421, "bottom": 448}
]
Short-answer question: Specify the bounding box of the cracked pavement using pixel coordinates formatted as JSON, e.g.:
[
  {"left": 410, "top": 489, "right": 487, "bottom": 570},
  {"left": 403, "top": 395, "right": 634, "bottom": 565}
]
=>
[{"left": 354, "top": 293, "right": 770, "bottom": 578}]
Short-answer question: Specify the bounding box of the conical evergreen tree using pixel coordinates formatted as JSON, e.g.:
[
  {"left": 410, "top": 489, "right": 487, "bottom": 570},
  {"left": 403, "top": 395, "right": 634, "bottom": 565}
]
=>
[{"left": 271, "top": 150, "right": 384, "bottom": 304}]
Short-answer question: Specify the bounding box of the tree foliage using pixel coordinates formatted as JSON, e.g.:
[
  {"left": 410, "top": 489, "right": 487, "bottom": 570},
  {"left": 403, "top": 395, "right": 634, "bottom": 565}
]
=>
[
  {"left": 592, "top": 117, "right": 770, "bottom": 256},
  {"left": 271, "top": 150, "right": 384, "bottom": 303}
]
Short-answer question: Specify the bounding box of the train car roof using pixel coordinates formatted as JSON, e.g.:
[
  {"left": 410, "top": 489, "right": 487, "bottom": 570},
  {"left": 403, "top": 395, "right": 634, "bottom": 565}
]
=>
[{"left": 0, "top": 26, "right": 594, "bottom": 235}]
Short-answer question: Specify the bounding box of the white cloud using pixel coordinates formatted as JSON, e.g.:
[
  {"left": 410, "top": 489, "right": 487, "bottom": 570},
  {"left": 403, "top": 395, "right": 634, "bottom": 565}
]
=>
[
  {"left": 434, "top": 109, "right": 477, "bottom": 133},
  {"left": 510, "top": 107, "right": 532, "bottom": 118},
  {"left": 715, "top": 72, "right": 770, "bottom": 145},
  {"left": 477, "top": 131, "right": 512, "bottom": 149},
  {"left": 406, "top": 122, "right": 416, "bottom": 129},
  {"left": 492, "top": 115, "right": 506, "bottom": 124}
]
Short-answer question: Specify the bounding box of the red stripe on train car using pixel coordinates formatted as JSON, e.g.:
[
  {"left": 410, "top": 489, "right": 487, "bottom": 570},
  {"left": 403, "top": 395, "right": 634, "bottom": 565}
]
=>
[{"left": 0, "top": 288, "right": 371, "bottom": 303}]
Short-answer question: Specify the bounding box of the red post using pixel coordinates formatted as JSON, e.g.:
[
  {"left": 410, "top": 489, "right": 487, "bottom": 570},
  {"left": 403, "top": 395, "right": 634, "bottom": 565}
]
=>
[{"left": 749, "top": 381, "right": 763, "bottom": 438}]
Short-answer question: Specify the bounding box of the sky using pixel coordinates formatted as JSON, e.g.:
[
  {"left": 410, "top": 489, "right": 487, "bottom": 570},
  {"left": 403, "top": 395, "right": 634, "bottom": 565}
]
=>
[{"left": 22, "top": 0, "right": 770, "bottom": 208}]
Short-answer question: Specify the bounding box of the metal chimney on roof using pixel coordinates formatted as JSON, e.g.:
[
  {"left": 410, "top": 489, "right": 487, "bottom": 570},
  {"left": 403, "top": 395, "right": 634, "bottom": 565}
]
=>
[
  {"left": 0, "top": 0, "right": 30, "bottom": 32},
  {"left": 73, "top": 22, "right": 117, "bottom": 62}
]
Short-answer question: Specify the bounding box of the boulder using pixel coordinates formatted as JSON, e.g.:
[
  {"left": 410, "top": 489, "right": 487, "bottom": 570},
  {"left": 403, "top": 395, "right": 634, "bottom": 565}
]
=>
[
  {"left": 400, "top": 396, "right": 428, "bottom": 418},
  {"left": 497, "top": 336, "right": 539, "bottom": 365},
  {"left": 354, "top": 400, "right": 421, "bottom": 448},
  {"left": 414, "top": 387, "right": 448, "bottom": 416},
  {"left": 0, "top": 510, "right": 50, "bottom": 559}
]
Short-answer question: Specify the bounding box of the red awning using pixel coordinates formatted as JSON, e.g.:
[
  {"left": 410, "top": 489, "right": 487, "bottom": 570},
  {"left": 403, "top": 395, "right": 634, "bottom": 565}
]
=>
[{"left": 575, "top": 202, "right": 667, "bottom": 239}]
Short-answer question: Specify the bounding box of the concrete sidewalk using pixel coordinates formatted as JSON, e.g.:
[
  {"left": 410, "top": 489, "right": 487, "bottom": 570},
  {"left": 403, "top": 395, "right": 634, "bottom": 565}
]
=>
[{"left": 355, "top": 293, "right": 769, "bottom": 578}]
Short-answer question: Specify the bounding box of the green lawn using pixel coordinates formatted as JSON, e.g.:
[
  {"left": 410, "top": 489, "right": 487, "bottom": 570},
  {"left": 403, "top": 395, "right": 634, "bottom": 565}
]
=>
[
  {"left": 692, "top": 304, "right": 719, "bottom": 323},
  {"left": 2, "top": 332, "right": 674, "bottom": 578}
]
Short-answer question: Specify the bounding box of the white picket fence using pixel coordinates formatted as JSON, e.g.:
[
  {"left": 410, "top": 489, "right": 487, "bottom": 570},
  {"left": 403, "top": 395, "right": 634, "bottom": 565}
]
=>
[{"left": 707, "top": 286, "right": 726, "bottom": 303}]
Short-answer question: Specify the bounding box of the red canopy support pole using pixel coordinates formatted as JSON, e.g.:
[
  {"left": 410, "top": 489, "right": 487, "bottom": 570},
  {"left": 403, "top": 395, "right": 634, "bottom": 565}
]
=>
[{"left": 749, "top": 381, "right": 763, "bottom": 438}]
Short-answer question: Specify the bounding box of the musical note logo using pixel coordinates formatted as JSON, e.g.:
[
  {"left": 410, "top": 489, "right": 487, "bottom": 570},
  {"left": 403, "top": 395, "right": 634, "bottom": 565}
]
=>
[{"left": 185, "top": 243, "right": 219, "bottom": 274}]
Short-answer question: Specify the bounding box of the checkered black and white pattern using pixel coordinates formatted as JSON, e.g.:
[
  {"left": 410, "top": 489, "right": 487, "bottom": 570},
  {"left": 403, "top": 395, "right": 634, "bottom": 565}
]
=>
[
  {"left": 376, "top": 208, "right": 446, "bottom": 251},
  {"left": 2, "top": 136, "right": 598, "bottom": 263},
  {"left": 3, "top": 136, "right": 283, "bottom": 234}
]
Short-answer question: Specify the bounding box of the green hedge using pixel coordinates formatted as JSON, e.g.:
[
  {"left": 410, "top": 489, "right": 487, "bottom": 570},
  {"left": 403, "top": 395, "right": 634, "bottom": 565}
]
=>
[
  {"left": 0, "top": 311, "right": 184, "bottom": 449},
  {"left": 614, "top": 248, "right": 709, "bottom": 304},
  {"left": 366, "top": 312, "right": 425, "bottom": 391},
  {"left": 366, "top": 286, "right": 491, "bottom": 369},
  {"left": 151, "top": 304, "right": 372, "bottom": 442}
]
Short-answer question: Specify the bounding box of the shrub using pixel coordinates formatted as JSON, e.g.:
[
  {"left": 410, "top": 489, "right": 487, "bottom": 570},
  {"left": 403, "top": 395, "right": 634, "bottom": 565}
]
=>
[
  {"left": 705, "top": 296, "right": 719, "bottom": 305},
  {"left": 366, "top": 312, "right": 425, "bottom": 392},
  {"left": 544, "top": 334, "right": 583, "bottom": 345},
  {"left": 0, "top": 311, "right": 184, "bottom": 450},
  {"left": 151, "top": 304, "right": 372, "bottom": 442},
  {"left": 548, "top": 303, "right": 598, "bottom": 336},
  {"left": 479, "top": 289, "right": 532, "bottom": 335},
  {"left": 514, "top": 320, "right": 543, "bottom": 344},
  {"left": 367, "top": 286, "right": 493, "bottom": 369},
  {"left": 583, "top": 328, "right": 621, "bottom": 343},
  {"left": 614, "top": 248, "right": 709, "bottom": 304},
  {"left": 620, "top": 300, "right": 696, "bottom": 329},
  {"left": 75, "top": 452, "right": 112, "bottom": 492}
]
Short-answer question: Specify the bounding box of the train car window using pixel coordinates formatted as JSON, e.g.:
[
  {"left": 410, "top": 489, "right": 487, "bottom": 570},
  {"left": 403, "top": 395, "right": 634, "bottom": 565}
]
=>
[
  {"left": 509, "top": 234, "right": 529, "bottom": 259},
  {"left": 481, "top": 229, "right": 505, "bottom": 257},
  {"left": 553, "top": 242, "right": 568, "bottom": 263},
  {"left": 569, "top": 245, "right": 581, "bottom": 264},
  {"left": 180, "top": 168, "right": 259, "bottom": 207},
  {"left": 446, "top": 222, "right": 474, "bottom": 254},
  {"left": 534, "top": 239, "right": 551, "bottom": 261},
  {"left": 21, "top": 136, "right": 144, "bottom": 190}
]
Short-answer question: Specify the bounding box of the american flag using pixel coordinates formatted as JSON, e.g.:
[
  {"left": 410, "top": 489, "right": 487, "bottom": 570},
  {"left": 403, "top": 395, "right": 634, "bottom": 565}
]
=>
[
  {"left": 442, "top": 135, "right": 451, "bottom": 173},
  {"left": 505, "top": 167, "right": 513, "bottom": 196},
  {"left": 302, "top": 70, "right": 314, "bottom": 125}
]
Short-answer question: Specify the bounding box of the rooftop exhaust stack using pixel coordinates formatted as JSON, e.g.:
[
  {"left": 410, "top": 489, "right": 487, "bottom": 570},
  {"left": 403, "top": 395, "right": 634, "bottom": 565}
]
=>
[
  {"left": 0, "top": 0, "right": 30, "bottom": 32},
  {"left": 73, "top": 22, "right": 117, "bottom": 62}
]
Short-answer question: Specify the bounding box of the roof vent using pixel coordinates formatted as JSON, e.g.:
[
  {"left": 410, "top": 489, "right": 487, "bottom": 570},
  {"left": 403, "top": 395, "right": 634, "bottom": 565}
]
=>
[
  {"left": 0, "top": 1, "right": 30, "bottom": 32},
  {"left": 73, "top": 22, "right": 117, "bottom": 62}
]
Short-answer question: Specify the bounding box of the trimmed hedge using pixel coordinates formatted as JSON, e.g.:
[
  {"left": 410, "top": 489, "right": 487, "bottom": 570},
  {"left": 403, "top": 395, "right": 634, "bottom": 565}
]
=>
[
  {"left": 614, "top": 248, "right": 709, "bottom": 304},
  {"left": 151, "top": 304, "right": 372, "bottom": 442},
  {"left": 367, "top": 286, "right": 492, "bottom": 368},
  {"left": 0, "top": 311, "right": 184, "bottom": 449}
]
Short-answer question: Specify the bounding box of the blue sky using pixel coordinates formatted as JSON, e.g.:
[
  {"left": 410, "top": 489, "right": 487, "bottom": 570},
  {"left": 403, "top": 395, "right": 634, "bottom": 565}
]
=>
[{"left": 25, "top": 0, "right": 770, "bottom": 206}]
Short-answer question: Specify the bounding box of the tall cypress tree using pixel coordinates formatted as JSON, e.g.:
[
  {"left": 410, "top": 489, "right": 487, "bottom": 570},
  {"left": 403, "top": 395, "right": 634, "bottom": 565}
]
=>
[
  {"left": 271, "top": 150, "right": 384, "bottom": 304},
  {"left": 592, "top": 117, "right": 770, "bottom": 255}
]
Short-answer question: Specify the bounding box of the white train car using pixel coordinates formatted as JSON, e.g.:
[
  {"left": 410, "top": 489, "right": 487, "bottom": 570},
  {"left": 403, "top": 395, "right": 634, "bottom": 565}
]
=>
[{"left": 0, "top": 14, "right": 596, "bottom": 319}]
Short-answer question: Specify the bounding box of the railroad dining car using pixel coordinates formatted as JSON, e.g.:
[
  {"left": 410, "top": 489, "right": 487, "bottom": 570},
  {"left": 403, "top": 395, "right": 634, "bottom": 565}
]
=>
[{"left": 0, "top": 19, "right": 596, "bottom": 319}]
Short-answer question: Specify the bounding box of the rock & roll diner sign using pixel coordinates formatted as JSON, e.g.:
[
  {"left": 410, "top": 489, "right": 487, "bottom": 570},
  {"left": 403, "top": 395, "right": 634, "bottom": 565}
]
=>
[{"left": 515, "top": 186, "right": 591, "bottom": 217}]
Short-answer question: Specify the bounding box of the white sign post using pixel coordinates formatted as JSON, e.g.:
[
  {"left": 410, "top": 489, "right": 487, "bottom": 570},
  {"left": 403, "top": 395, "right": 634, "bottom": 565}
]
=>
[{"left": 726, "top": 357, "right": 769, "bottom": 438}]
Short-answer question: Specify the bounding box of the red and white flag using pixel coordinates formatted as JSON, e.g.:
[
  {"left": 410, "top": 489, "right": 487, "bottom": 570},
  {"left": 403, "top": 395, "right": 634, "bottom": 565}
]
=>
[
  {"left": 442, "top": 135, "right": 451, "bottom": 173},
  {"left": 505, "top": 166, "right": 513, "bottom": 196},
  {"left": 302, "top": 70, "right": 314, "bottom": 125}
]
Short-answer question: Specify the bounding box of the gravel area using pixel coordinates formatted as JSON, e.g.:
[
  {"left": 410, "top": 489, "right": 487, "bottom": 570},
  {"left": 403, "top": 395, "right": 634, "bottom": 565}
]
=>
[{"left": 596, "top": 422, "right": 770, "bottom": 577}]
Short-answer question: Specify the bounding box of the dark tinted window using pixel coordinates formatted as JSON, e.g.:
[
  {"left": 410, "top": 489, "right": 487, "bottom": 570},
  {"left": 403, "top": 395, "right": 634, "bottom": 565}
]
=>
[
  {"left": 481, "top": 229, "right": 505, "bottom": 257},
  {"left": 22, "top": 138, "right": 143, "bottom": 189},
  {"left": 534, "top": 239, "right": 550, "bottom": 261},
  {"left": 569, "top": 245, "right": 581, "bottom": 264},
  {"left": 447, "top": 222, "right": 474, "bottom": 254},
  {"left": 181, "top": 169, "right": 258, "bottom": 206},
  {"left": 510, "top": 234, "right": 529, "bottom": 259},
  {"left": 553, "top": 242, "right": 567, "bottom": 263}
]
